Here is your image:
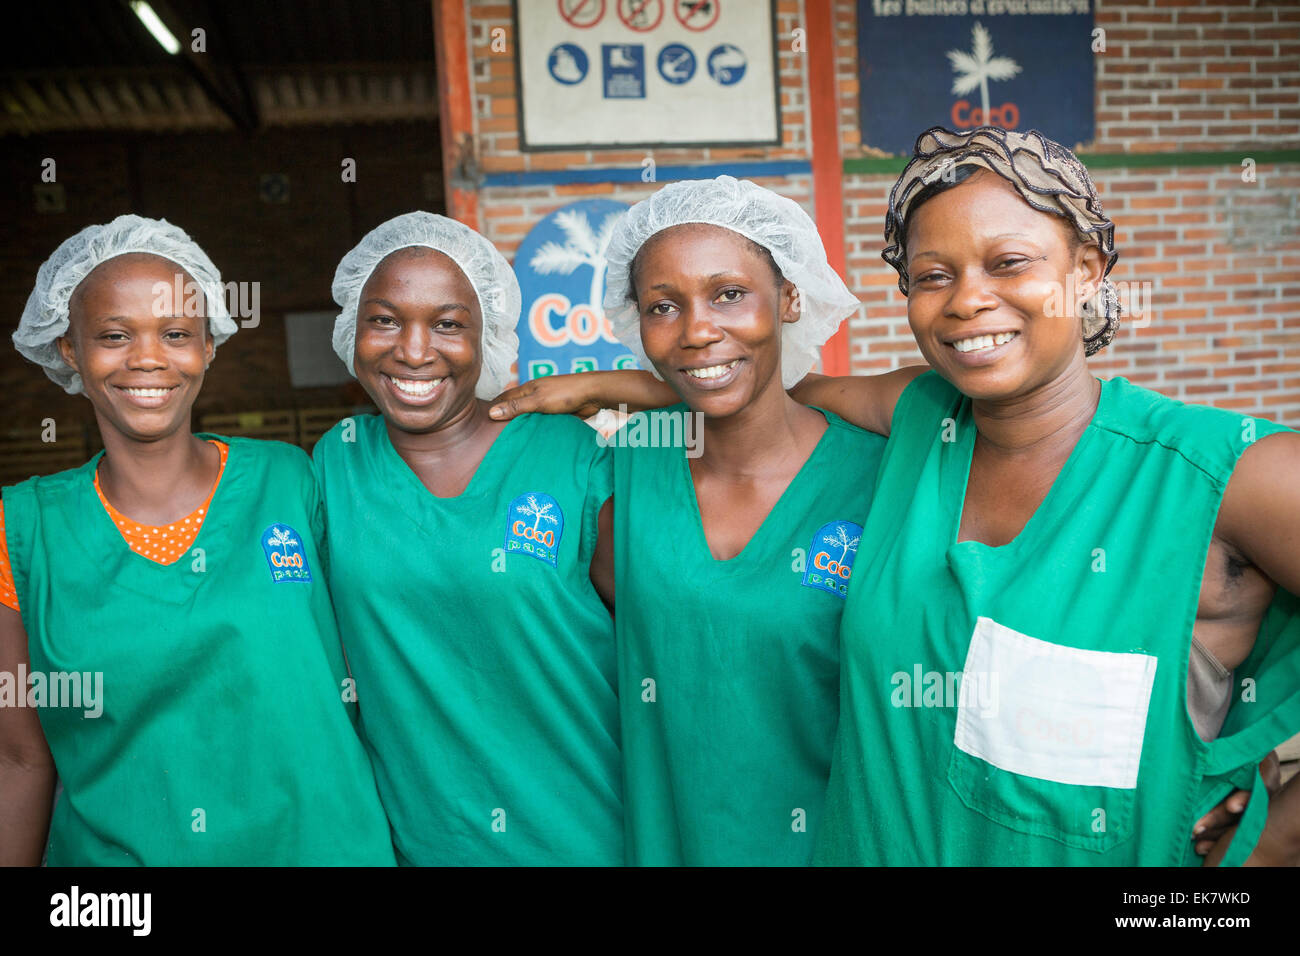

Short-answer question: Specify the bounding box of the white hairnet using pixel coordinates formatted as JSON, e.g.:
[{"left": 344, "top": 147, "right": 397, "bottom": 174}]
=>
[
  {"left": 602, "top": 176, "right": 860, "bottom": 389},
  {"left": 331, "top": 211, "right": 521, "bottom": 399},
  {"left": 16, "top": 214, "right": 236, "bottom": 394}
]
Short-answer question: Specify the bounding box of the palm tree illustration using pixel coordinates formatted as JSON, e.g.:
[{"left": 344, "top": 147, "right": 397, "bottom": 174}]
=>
[
  {"left": 947, "top": 22, "right": 1021, "bottom": 122},
  {"left": 518, "top": 495, "right": 560, "bottom": 533},
  {"left": 822, "top": 525, "right": 861, "bottom": 565},
  {"left": 268, "top": 526, "right": 298, "bottom": 557},
  {"left": 529, "top": 210, "right": 625, "bottom": 309}
]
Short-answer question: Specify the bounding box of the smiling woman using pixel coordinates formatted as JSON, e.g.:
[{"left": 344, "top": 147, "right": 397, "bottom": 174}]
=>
[
  {"left": 488, "top": 178, "right": 891, "bottom": 865},
  {"left": 808, "top": 127, "right": 1300, "bottom": 867},
  {"left": 57, "top": 253, "right": 215, "bottom": 454},
  {"left": 313, "top": 211, "right": 622, "bottom": 866},
  {"left": 0, "top": 215, "right": 395, "bottom": 866},
  {"left": 592, "top": 177, "right": 887, "bottom": 865}
]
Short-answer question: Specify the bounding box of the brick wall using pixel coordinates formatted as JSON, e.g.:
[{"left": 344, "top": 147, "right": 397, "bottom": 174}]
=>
[{"left": 1091, "top": 0, "right": 1299, "bottom": 152}]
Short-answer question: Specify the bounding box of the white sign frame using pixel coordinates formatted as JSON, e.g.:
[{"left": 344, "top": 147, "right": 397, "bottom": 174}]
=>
[{"left": 513, "top": 0, "right": 781, "bottom": 151}]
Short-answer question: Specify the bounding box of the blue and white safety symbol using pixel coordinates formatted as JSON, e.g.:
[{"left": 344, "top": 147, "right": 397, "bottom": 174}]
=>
[
  {"left": 657, "top": 43, "right": 696, "bottom": 84},
  {"left": 603, "top": 44, "right": 646, "bottom": 98},
  {"left": 707, "top": 43, "right": 746, "bottom": 85},
  {"left": 549, "top": 44, "right": 589, "bottom": 85}
]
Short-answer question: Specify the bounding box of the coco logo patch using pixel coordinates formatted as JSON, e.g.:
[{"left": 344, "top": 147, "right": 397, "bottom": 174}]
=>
[
  {"left": 261, "top": 524, "right": 312, "bottom": 583},
  {"left": 802, "top": 520, "right": 862, "bottom": 598},
  {"left": 504, "top": 493, "right": 564, "bottom": 568}
]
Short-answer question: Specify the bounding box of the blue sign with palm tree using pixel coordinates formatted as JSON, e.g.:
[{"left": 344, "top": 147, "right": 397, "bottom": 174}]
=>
[
  {"left": 856, "top": 6, "right": 1094, "bottom": 155},
  {"left": 514, "top": 199, "right": 640, "bottom": 383}
]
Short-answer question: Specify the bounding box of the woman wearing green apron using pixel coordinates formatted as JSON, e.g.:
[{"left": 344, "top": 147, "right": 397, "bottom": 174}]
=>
[
  {"left": 501, "top": 177, "right": 887, "bottom": 865},
  {"left": 315, "top": 212, "right": 620, "bottom": 865},
  {"left": 803, "top": 128, "right": 1300, "bottom": 866},
  {"left": 0, "top": 215, "right": 395, "bottom": 865}
]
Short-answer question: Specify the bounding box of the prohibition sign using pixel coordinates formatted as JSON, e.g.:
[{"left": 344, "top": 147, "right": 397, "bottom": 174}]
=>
[
  {"left": 674, "top": 0, "right": 720, "bottom": 31},
  {"left": 617, "top": 0, "right": 664, "bottom": 32},
  {"left": 558, "top": 0, "right": 605, "bottom": 29}
]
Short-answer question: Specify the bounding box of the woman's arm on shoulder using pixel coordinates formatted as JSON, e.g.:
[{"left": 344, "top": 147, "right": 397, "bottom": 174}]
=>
[
  {"left": 490, "top": 371, "right": 678, "bottom": 422},
  {"left": 0, "top": 604, "right": 55, "bottom": 866},
  {"left": 789, "top": 366, "right": 929, "bottom": 436}
]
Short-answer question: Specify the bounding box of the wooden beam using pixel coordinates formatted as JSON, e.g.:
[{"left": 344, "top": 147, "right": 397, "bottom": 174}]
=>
[
  {"left": 432, "top": 0, "right": 480, "bottom": 229},
  {"left": 806, "top": 0, "right": 852, "bottom": 377}
]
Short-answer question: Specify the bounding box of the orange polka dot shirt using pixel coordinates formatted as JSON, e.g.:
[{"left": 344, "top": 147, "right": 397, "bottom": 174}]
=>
[{"left": 0, "top": 440, "right": 228, "bottom": 613}]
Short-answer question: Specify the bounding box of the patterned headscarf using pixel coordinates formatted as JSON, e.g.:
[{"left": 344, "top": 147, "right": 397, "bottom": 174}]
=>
[{"left": 884, "top": 126, "right": 1122, "bottom": 357}]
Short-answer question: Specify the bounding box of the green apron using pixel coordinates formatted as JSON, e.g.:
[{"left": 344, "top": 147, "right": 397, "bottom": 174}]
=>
[
  {"left": 313, "top": 412, "right": 621, "bottom": 866},
  {"left": 2, "top": 436, "right": 396, "bottom": 866},
  {"left": 615, "top": 405, "right": 886, "bottom": 865},
  {"left": 816, "top": 372, "right": 1300, "bottom": 866}
]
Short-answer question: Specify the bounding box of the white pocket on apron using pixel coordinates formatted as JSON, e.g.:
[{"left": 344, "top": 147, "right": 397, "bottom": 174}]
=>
[{"left": 953, "top": 616, "right": 1158, "bottom": 789}]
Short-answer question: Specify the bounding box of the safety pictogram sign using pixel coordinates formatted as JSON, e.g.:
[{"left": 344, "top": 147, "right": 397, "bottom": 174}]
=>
[
  {"left": 674, "top": 0, "right": 720, "bottom": 32},
  {"left": 516, "top": 0, "right": 778, "bottom": 149},
  {"left": 617, "top": 0, "right": 664, "bottom": 32},
  {"left": 558, "top": 0, "right": 605, "bottom": 29}
]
